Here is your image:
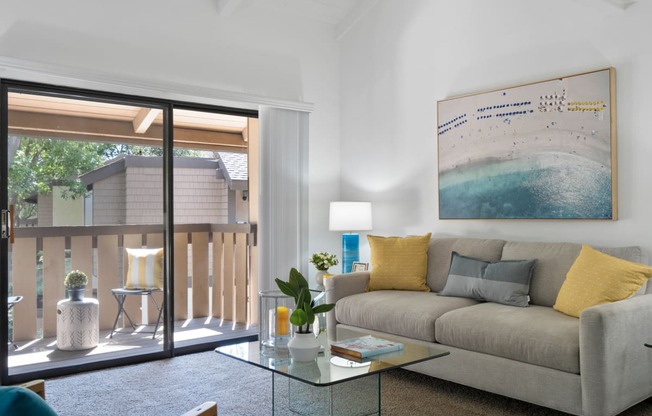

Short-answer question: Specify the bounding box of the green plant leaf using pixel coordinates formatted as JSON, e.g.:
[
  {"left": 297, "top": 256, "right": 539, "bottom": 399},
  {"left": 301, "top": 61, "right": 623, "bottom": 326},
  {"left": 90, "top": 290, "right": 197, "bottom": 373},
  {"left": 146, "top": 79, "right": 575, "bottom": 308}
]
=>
[
  {"left": 304, "top": 301, "right": 315, "bottom": 325},
  {"left": 289, "top": 268, "right": 309, "bottom": 291},
  {"left": 275, "top": 279, "right": 298, "bottom": 301},
  {"left": 296, "top": 287, "right": 309, "bottom": 311},
  {"left": 290, "top": 309, "right": 308, "bottom": 327},
  {"left": 312, "top": 303, "right": 335, "bottom": 314}
]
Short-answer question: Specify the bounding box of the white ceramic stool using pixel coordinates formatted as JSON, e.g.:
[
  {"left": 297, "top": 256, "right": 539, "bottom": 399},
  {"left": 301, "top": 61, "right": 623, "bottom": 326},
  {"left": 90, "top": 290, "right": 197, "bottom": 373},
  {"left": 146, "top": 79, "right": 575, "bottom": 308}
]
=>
[{"left": 56, "top": 298, "right": 99, "bottom": 350}]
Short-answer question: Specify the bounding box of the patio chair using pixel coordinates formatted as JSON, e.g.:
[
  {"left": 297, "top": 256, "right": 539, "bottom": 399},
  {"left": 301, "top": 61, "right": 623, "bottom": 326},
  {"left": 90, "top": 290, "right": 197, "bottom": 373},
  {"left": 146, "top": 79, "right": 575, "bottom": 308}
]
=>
[{"left": 110, "top": 248, "right": 164, "bottom": 339}]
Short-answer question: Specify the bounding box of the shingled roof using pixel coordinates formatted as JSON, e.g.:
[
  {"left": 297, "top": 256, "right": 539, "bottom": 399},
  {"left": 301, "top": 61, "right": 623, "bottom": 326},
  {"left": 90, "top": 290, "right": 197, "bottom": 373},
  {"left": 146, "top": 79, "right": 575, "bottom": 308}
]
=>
[{"left": 217, "top": 152, "right": 248, "bottom": 191}]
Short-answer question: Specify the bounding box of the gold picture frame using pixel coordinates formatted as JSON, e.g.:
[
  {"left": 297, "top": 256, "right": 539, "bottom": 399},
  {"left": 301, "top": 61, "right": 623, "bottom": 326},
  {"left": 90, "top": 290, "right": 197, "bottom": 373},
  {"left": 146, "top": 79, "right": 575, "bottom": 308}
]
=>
[{"left": 437, "top": 68, "right": 617, "bottom": 220}]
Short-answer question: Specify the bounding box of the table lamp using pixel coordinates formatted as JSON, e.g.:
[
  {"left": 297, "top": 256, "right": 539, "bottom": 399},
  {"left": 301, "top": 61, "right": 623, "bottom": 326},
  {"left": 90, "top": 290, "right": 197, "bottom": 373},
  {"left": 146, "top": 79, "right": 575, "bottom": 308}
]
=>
[{"left": 329, "top": 201, "right": 373, "bottom": 273}]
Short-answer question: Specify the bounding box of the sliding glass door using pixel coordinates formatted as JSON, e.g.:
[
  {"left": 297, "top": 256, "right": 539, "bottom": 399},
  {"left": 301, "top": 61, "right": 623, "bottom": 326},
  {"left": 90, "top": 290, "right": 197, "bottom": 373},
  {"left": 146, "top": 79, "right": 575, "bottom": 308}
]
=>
[
  {"left": 1, "top": 83, "right": 169, "bottom": 381},
  {"left": 1, "top": 80, "right": 259, "bottom": 383},
  {"left": 171, "top": 106, "right": 257, "bottom": 349}
]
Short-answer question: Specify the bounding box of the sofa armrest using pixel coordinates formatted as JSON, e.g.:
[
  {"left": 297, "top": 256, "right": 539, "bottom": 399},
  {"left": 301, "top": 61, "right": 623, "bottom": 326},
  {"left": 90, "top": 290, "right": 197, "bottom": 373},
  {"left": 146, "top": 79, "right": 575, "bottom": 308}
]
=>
[
  {"left": 580, "top": 294, "right": 652, "bottom": 416},
  {"left": 324, "top": 272, "right": 370, "bottom": 338}
]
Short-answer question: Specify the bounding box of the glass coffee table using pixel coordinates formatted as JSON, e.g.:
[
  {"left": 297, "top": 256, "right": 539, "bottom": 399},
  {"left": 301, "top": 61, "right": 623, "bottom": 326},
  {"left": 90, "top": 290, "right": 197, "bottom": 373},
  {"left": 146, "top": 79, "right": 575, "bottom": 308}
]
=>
[{"left": 215, "top": 328, "right": 449, "bottom": 415}]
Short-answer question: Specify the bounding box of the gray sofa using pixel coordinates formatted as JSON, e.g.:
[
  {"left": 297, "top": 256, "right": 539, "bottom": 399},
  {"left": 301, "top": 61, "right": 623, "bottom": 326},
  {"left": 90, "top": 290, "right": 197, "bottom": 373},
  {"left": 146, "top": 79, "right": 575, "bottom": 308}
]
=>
[{"left": 324, "top": 237, "right": 652, "bottom": 416}]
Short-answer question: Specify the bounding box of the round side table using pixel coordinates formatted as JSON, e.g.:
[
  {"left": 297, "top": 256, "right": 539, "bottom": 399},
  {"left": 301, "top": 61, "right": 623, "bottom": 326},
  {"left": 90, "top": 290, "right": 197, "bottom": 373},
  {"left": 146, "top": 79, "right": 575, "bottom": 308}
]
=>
[{"left": 56, "top": 297, "right": 99, "bottom": 351}]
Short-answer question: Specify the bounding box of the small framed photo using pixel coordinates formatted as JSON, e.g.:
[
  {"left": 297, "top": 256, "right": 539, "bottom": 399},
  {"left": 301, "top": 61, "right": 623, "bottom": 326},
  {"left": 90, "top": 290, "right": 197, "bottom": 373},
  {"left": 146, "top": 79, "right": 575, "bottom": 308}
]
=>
[{"left": 351, "top": 262, "right": 369, "bottom": 272}]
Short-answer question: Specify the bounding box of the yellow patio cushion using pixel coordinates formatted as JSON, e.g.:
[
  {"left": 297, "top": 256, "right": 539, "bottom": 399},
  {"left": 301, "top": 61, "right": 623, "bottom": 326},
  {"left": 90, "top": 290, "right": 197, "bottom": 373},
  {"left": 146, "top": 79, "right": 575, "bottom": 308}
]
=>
[
  {"left": 125, "top": 248, "right": 164, "bottom": 290},
  {"left": 553, "top": 245, "right": 652, "bottom": 318},
  {"left": 367, "top": 233, "right": 432, "bottom": 292}
]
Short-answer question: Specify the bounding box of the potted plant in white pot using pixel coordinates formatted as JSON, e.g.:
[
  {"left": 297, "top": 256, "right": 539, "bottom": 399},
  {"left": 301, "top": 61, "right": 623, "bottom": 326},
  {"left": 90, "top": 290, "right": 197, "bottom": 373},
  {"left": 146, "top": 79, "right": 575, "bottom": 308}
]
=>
[
  {"left": 275, "top": 268, "right": 335, "bottom": 361},
  {"left": 64, "top": 270, "right": 88, "bottom": 302},
  {"left": 309, "top": 252, "right": 339, "bottom": 287}
]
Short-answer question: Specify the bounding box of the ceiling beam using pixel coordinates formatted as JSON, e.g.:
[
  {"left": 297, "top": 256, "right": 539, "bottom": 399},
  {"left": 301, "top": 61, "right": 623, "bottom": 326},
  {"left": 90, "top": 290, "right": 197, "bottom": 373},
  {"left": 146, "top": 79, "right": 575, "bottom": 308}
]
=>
[
  {"left": 336, "top": 0, "right": 378, "bottom": 41},
  {"left": 132, "top": 108, "right": 162, "bottom": 134},
  {"left": 215, "top": 0, "right": 242, "bottom": 16},
  {"left": 574, "top": 0, "right": 638, "bottom": 10},
  {"left": 8, "top": 110, "right": 247, "bottom": 151},
  {"left": 604, "top": 0, "right": 637, "bottom": 8}
]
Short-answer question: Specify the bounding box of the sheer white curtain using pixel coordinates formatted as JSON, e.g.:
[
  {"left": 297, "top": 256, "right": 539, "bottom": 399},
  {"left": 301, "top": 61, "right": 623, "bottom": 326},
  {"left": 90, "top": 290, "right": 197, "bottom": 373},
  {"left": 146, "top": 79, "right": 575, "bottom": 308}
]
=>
[{"left": 258, "top": 106, "right": 309, "bottom": 291}]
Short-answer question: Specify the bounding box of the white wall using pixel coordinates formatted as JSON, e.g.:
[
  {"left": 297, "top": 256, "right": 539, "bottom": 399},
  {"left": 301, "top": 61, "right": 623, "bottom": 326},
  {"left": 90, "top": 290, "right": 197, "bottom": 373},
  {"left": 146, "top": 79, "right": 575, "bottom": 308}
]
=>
[
  {"left": 339, "top": 0, "right": 652, "bottom": 261},
  {"left": 0, "top": 0, "right": 343, "bottom": 269}
]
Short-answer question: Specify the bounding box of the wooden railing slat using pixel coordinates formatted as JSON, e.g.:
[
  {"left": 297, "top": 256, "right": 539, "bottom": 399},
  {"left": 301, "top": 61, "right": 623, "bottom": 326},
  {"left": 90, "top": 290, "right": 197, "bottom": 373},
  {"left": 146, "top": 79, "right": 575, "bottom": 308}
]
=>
[
  {"left": 235, "top": 233, "right": 247, "bottom": 324},
  {"left": 42, "top": 237, "right": 66, "bottom": 337},
  {"left": 249, "top": 233, "right": 259, "bottom": 325},
  {"left": 147, "top": 233, "right": 164, "bottom": 325},
  {"left": 97, "top": 235, "right": 119, "bottom": 330},
  {"left": 70, "top": 236, "right": 94, "bottom": 298},
  {"left": 192, "top": 232, "right": 210, "bottom": 318},
  {"left": 222, "top": 233, "right": 235, "bottom": 322},
  {"left": 11, "top": 238, "right": 37, "bottom": 341},
  {"left": 173, "top": 233, "right": 189, "bottom": 321},
  {"left": 212, "top": 233, "right": 223, "bottom": 319},
  {"left": 123, "top": 234, "right": 143, "bottom": 326}
]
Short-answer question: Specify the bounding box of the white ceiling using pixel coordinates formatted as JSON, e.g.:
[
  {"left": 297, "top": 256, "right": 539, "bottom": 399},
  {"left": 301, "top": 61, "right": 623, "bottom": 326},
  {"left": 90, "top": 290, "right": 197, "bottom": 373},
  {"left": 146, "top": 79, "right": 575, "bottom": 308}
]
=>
[
  {"left": 215, "top": 0, "right": 638, "bottom": 40},
  {"left": 215, "top": 0, "right": 375, "bottom": 39}
]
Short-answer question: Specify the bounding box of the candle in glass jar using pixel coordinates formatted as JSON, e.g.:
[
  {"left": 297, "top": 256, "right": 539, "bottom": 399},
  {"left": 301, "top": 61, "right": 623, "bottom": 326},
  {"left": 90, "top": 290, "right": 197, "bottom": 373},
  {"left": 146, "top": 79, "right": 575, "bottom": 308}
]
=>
[{"left": 276, "top": 306, "right": 290, "bottom": 336}]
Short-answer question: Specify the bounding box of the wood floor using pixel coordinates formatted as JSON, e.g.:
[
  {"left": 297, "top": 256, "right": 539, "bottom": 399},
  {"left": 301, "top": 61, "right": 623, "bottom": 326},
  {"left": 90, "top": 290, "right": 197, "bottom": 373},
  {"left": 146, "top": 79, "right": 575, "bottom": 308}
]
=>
[{"left": 8, "top": 317, "right": 258, "bottom": 376}]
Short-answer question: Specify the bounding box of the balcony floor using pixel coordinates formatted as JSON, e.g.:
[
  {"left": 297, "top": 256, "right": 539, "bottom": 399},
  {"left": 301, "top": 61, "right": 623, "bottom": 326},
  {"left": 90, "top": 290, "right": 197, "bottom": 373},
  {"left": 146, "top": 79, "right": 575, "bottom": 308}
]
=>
[{"left": 9, "top": 317, "right": 258, "bottom": 376}]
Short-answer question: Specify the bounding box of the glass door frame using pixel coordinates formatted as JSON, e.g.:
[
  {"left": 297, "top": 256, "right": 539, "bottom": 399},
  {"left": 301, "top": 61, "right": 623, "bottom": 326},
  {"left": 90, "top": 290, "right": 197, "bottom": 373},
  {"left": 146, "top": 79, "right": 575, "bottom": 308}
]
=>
[
  {"left": 0, "top": 79, "right": 176, "bottom": 384},
  {"left": 0, "top": 79, "right": 258, "bottom": 384}
]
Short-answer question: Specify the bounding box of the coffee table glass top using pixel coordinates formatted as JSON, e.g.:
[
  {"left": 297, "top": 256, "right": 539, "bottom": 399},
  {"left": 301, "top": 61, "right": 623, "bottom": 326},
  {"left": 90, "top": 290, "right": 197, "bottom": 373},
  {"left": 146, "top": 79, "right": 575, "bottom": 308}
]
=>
[{"left": 215, "top": 328, "right": 449, "bottom": 387}]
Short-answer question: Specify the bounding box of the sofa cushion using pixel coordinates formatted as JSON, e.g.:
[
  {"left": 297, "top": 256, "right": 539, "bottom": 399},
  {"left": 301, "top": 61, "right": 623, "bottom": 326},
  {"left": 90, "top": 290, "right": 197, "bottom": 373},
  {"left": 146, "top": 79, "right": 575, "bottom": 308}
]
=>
[
  {"left": 335, "top": 291, "right": 478, "bottom": 342},
  {"left": 435, "top": 302, "right": 580, "bottom": 374},
  {"left": 427, "top": 237, "right": 506, "bottom": 292},
  {"left": 553, "top": 245, "right": 652, "bottom": 318},
  {"left": 439, "top": 252, "right": 536, "bottom": 307},
  {"left": 501, "top": 242, "right": 581, "bottom": 307},
  {"left": 501, "top": 242, "right": 647, "bottom": 307},
  {"left": 367, "top": 234, "right": 432, "bottom": 291}
]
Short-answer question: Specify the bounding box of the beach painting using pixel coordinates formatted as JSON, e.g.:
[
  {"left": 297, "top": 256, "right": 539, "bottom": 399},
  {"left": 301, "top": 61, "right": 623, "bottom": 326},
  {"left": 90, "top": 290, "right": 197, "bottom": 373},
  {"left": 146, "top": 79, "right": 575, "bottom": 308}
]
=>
[{"left": 437, "top": 68, "right": 616, "bottom": 220}]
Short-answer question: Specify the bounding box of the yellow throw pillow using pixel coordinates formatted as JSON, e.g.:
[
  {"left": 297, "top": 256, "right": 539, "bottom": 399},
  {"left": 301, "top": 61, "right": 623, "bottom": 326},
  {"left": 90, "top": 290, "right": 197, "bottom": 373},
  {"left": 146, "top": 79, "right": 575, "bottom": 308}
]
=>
[
  {"left": 553, "top": 245, "right": 652, "bottom": 318},
  {"left": 367, "top": 233, "right": 432, "bottom": 292},
  {"left": 125, "top": 248, "right": 164, "bottom": 290}
]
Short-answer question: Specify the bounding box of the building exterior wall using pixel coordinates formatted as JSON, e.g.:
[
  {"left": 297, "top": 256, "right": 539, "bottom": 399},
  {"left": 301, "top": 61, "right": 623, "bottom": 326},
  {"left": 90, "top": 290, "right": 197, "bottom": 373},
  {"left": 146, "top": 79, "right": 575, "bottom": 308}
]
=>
[
  {"left": 124, "top": 166, "right": 228, "bottom": 225},
  {"left": 52, "top": 186, "right": 84, "bottom": 226},
  {"left": 36, "top": 193, "right": 53, "bottom": 227},
  {"left": 93, "top": 172, "right": 126, "bottom": 225},
  {"left": 173, "top": 167, "right": 228, "bottom": 224},
  {"left": 235, "top": 189, "right": 249, "bottom": 223}
]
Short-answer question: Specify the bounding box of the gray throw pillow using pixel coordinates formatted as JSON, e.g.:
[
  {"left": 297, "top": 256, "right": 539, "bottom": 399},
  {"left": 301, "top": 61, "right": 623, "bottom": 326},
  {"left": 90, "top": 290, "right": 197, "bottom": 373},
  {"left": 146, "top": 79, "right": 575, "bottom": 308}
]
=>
[{"left": 439, "top": 252, "right": 536, "bottom": 307}]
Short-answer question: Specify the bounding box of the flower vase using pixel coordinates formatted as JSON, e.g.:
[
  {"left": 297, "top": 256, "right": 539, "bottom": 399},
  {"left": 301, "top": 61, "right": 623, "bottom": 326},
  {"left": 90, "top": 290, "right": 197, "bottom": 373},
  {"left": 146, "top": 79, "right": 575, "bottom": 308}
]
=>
[
  {"left": 288, "top": 332, "right": 321, "bottom": 362},
  {"left": 314, "top": 269, "right": 331, "bottom": 287}
]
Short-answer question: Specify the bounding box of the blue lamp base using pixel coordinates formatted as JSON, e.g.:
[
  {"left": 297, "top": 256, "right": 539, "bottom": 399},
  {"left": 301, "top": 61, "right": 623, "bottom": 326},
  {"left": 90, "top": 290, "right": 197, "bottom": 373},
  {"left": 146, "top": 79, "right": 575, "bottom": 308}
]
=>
[{"left": 341, "top": 233, "right": 360, "bottom": 273}]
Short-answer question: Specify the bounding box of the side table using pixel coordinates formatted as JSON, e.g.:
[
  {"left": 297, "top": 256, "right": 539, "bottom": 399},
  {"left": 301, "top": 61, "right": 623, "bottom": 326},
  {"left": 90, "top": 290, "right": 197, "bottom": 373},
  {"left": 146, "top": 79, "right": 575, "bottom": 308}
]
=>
[{"left": 56, "top": 298, "right": 99, "bottom": 351}]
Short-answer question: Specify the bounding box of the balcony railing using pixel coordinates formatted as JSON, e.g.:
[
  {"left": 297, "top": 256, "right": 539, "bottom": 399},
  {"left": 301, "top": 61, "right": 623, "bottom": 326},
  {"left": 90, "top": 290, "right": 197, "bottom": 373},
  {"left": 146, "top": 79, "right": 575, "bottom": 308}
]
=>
[{"left": 10, "top": 223, "right": 258, "bottom": 342}]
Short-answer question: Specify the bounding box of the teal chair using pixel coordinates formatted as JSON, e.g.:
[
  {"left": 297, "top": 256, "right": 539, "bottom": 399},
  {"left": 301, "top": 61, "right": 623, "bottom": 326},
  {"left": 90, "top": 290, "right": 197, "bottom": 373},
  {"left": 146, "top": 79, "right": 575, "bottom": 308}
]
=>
[
  {"left": 0, "top": 380, "right": 217, "bottom": 416},
  {"left": 0, "top": 380, "right": 57, "bottom": 416}
]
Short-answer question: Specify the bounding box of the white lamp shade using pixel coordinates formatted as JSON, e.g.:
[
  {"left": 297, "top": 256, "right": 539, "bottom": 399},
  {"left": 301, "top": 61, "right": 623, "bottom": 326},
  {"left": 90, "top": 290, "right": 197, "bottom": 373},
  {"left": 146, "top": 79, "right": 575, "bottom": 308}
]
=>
[{"left": 329, "top": 202, "right": 373, "bottom": 231}]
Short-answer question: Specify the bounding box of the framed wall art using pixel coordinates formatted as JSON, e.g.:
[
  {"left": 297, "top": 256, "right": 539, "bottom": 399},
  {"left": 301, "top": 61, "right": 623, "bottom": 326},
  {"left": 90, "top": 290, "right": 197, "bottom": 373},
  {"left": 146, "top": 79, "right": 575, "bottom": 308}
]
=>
[{"left": 437, "top": 68, "right": 616, "bottom": 220}]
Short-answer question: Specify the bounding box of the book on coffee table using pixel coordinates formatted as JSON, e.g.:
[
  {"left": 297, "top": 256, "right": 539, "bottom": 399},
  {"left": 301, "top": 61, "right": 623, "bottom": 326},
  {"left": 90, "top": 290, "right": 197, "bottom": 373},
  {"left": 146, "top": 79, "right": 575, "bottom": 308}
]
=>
[{"left": 330, "top": 335, "right": 404, "bottom": 359}]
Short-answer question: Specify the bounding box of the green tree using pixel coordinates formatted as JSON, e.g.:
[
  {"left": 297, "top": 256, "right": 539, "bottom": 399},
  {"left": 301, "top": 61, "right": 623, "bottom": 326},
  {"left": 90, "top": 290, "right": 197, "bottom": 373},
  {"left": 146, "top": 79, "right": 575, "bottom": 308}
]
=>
[
  {"left": 8, "top": 137, "right": 204, "bottom": 225},
  {"left": 9, "top": 138, "right": 108, "bottom": 224}
]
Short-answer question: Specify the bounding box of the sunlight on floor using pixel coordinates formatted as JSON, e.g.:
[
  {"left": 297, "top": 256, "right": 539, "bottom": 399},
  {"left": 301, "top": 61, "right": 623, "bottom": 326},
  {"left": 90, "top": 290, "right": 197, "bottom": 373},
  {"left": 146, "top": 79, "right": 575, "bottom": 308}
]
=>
[{"left": 174, "top": 328, "right": 223, "bottom": 342}]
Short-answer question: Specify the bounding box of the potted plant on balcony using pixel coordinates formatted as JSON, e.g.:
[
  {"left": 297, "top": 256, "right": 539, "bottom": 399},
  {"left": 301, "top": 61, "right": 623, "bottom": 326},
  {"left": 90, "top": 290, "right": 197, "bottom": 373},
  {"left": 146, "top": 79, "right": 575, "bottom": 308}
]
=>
[
  {"left": 275, "top": 268, "right": 335, "bottom": 361},
  {"left": 64, "top": 270, "right": 88, "bottom": 302},
  {"left": 309, "top": 252, "right": 339, "bottom": 287}
]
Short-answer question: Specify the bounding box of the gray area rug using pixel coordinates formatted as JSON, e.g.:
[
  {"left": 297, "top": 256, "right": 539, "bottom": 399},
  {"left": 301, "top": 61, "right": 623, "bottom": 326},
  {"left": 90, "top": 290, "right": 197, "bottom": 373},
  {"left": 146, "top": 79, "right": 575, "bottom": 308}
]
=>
[{"left": 46, "top": 351, "right": 652, "bottom": 416}]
